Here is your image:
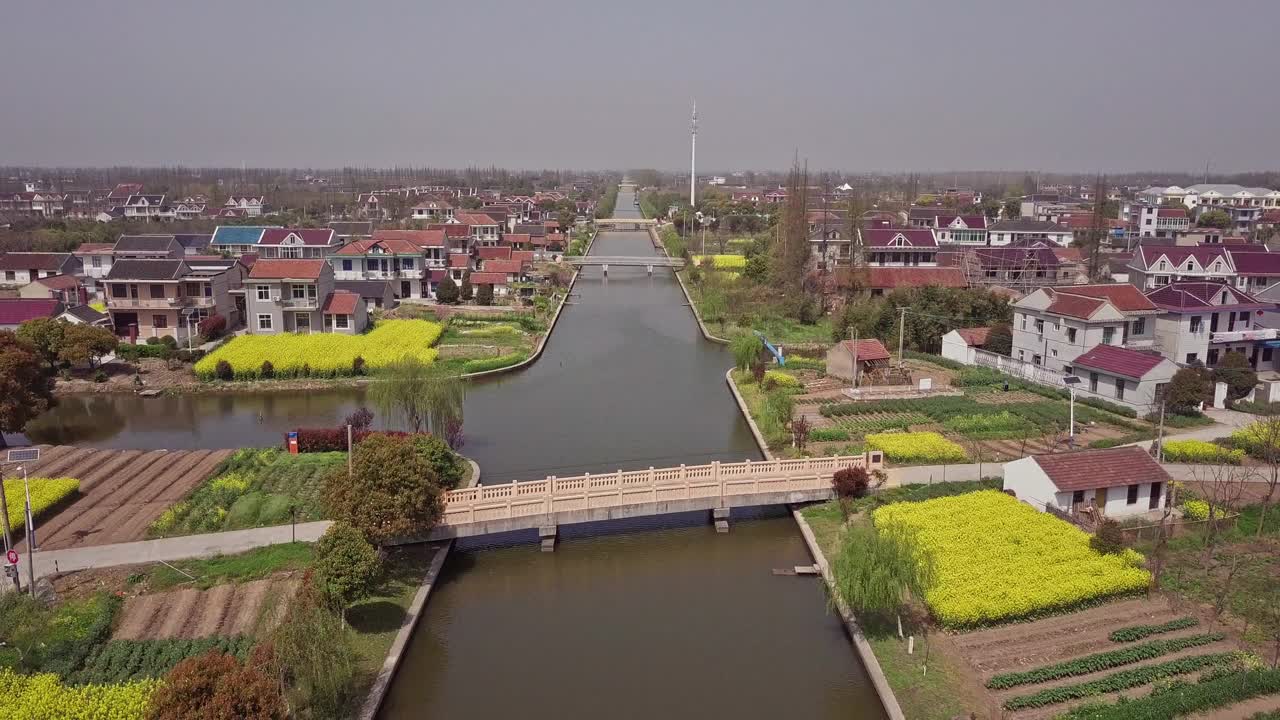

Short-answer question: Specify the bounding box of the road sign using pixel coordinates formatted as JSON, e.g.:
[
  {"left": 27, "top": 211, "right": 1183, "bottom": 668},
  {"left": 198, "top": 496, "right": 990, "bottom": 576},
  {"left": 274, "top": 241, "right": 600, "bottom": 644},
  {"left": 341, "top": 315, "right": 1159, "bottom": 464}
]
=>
[
  {"left": 6, "top": 448, "right": 40, "bottom": 463},
  {"left": 6, "top": 550, "right": 17, "bottom": 565}
]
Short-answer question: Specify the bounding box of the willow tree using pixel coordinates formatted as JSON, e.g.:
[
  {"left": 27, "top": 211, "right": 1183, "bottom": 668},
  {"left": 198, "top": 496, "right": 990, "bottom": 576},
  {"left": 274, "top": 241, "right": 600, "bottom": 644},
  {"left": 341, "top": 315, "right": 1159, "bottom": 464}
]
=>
[
  {"left": 831, "top": 521, "right": 935, "bottom": 635},
  {"left": 368, "top": 357, "right": 466, "bottom": 447}
]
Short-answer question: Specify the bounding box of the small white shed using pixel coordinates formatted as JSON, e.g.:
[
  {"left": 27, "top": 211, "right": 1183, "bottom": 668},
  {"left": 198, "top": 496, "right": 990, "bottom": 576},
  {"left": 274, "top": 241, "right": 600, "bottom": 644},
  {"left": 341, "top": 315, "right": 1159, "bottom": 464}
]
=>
[
  {"left": 1003, "top": 446, "right": 1171, "bottom": 519},
  {"left": 940, "top": 327, "right": 990, "bottom": 365}
]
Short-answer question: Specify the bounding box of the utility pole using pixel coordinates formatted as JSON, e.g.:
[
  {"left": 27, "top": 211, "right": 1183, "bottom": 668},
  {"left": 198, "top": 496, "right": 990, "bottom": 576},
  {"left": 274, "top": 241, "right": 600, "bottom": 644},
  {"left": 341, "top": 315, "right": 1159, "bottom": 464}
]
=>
[
  {"left": 1155, "top": 400, "right": 1167, "bottom": 462},
  {"left": 851, "top": 329, "right": 860, "bottom": 389},
  {"left": 0, "top": 473, "right": 15, "bottom": 592},
  {"left": 897, "top": 307, "right": 907, "bottom": 368},
  {"left": 689, "top": 102, "right": 697, "bottom": 207}
]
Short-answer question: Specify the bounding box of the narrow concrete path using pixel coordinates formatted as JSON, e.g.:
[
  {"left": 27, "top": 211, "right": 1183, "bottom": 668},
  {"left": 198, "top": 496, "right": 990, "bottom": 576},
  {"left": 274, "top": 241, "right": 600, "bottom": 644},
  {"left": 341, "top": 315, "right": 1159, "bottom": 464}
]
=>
[{"left": 27, "top": 520, "right": 332, "bottom": 579}]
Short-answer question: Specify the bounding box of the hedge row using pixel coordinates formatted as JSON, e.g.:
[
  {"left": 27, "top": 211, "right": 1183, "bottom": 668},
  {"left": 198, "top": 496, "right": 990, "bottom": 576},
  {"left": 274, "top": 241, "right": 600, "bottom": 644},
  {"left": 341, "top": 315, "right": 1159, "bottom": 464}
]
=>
[
  {"left": 1109, "top": 617, "right": 1199, "bottom": 643},
  {"left": 1003, "top": 653, "right": 1235, "bottom": 710},
  {"left": 987, "top": 633, "right": 1223, "bottom": 689},
  {"left": 1059, "top": 669, "right": 1280, "bottom": 720},
  {"left": 463, "top": 352, "right": 527, "bottom": 374},
  {"left": 287, "top": 428, "right": 415, "bottom": 453}
]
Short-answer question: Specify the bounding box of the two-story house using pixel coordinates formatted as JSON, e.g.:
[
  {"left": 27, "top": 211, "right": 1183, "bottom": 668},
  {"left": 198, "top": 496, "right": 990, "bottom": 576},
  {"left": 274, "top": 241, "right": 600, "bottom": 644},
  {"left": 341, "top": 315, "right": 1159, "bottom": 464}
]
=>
[
  {"left": 105, "top": 259, "right": 193, "bottom": 343},
  {"left": 1228, "top": 250, "right": 1280, "bottom": 294},
  {"left": 122, "top": 194, "right": 172, "bottom": 222},
  {"left": 1135, "top": 205, "right": 1190, "bottom": 239},
  {"left": 411, "top": 197, "right": 455, "bottom": 222},
  {"left": 224, "top": 196, "right": 265, "bottom": 216},
  {"left": 332, "top": 231, "right": 439, "bottom": 300},
  {"left": 257, "top": 228, "right": 340, "bottom": 260},
  {"left": 171, "top": 199, "right": 206, "bottom": 221},
  {"left": 862, "top": 229, "right": 937, "bottom": 266},
  {"left": 1126, "top": 245, "right": 1234, "bottom": 290},
  {"left": 932, "top": 215, "right": 989, "bottom": 245},
  {"left": 72, "top": 243, "right": 115, "bottom": 295},
  {"left": 987, "top": 219, "right": 1073, "bottom": 247},
  {"left": 1145, "top": 281, "right": 1275, "bottom": 369},
  {"left": 1011, "top": 284, "right": 1160, "bottom": 373},
  {"left": 0, "top": 252, "right": 82, "bottom": 288},
  {"left": 245, "top": 259, "right": 347, "bottom": 335},
  {"left": 454, "top": 212, "right": 501, "bottom": 246}
]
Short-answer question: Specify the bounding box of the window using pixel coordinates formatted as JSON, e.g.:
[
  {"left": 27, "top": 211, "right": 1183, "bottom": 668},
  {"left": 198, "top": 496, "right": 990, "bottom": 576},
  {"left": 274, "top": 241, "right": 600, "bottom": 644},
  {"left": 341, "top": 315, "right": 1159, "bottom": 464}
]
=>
[
  {"left": 291, "top": 284, "right": 307, "bottom": 300},
  {"left": 149, "top": 284, "right": 166, "bottom": 299},
  {"left": 1018, "top": 350, "right": 1025, "bottom": 360},
  {"left": 1115, "top": 378, "right": 1125, "bottom": 400},
  {"left": 111, "top": 283, "right": 127, "bottom": 298},
  {"left": 1020, "top": 314, "right": 1027, "bottom": 330},
  {"left": 1265, "top": 348, "right": 1274, "bottom": 362},
  {"left": 1032, "top": 354, "right": 1042, "bottom": 366},
  {"left": 402, "top": 258, "right": 414, "bottom": 269},
  {"left": 91, "top": 256, "right": 102, "bottom": 268},
  {"left": 1186, "top": 353, "right": 1198, "bottom": 363},
  {"left": 1090, "top": 372, "right": 1099, "bottom": 392},
  {"left": 1103, "top": 327, "right": 1115, "bottom": 345},
  {"left": 256, "top": 285, "right": 271, "bottom": 301},
  {"left": 1132, "top": 317, "right": 1145, "bottom": 335},
  {"left": 1072, "top": 490, "right": 1085, "bottom": 506},
  {"left": 186, "top": 283, "right": 199, "bottom": 296},
  {"left": 341, "top": 259, "right": 353, "bottom": 271},
  {"left": 3, "top": 271, "right": 12, "bottom": 281},
  {"left": 152, "top": 314, "right": 168, "bottom": 329},
  {"left": 1126, "top": 484, "right": 1139, "bottom": 505},
  {"left": 1050, "top": 348, "right": 1058, "bottom": 357},
  {"left": 1239, "top": 311, "right": 1250, "bottom": 323},
  {"left": 335, "top": 314, "right": 349, "bottom": 329},
  {"left": 1208, "top": 348, "right": 1219, "bottom": 366},
  {"left": 1063, "top": 365, "right": 1073, "bottom": 376},
  {"left": 1190, "top": 316, "right": 1202, "bottom": 333},
  {"left": 257, "top": 314, "right": 273, "bottom": 331},
  {"left": 1035, "top": 319, "right": 1044, "bottom": 334},
  {"left": 1067, "top": 327, "right": 1077, "bottom": 343},
  {"left": 1149, "top": 482, "right": 1162, "bottom": 509}
]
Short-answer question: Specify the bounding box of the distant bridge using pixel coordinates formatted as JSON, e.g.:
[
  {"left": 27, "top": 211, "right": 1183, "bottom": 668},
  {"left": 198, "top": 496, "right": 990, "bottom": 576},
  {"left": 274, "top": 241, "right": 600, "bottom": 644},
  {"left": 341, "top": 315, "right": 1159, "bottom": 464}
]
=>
[
  {"left": 562, "top": 255, "right": 685, "bottom": 273},
  {"left": 595, "top": 217, "right": 657, "bottom": 229},
  {"left": 423, "top": 453, "right": 882, "bottom": 547}
]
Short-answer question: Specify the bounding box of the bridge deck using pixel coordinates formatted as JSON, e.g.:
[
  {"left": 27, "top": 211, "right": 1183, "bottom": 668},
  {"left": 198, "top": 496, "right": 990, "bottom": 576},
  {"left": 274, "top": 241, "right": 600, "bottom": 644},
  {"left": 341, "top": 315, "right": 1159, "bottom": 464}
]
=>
[
  {"left": 423, "top": 454, "right": 882, "bottom": 540},
  {"left": 563, "top": 256, "right": 684, "bottom": 267}
]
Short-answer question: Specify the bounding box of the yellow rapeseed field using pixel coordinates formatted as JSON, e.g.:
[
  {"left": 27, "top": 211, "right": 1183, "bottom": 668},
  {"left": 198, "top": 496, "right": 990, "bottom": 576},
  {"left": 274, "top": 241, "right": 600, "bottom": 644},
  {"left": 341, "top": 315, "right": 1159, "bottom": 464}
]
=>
[
  {"left": 0, "top": 669, "right": 158, "bottom": 719},
  {"left": 3, "top": 477, "right": 79, "bottom": 531},
  {"left": 874, "top": 490, "right": 1150, "bottom": 627},
  {"left": 195, "top": 319, "right": 442, "bottom": 380}
]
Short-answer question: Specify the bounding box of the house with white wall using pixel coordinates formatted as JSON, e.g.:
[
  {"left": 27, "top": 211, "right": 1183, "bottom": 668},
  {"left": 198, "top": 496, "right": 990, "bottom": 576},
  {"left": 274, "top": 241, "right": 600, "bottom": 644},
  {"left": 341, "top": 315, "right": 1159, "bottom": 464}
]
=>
[
  {"left": 1145, "top": 281, "right": 1275, "bottom": 368},
  {"left": 1003, "top": 446, "right": 1171, "bottom": 519},
  {"left": 940, "top": 327, "right": 990, "bottom": 365},
  {"left": 1127, "top": 245, "right": 1234, "bottom": 290},
  {"left": 1011, "top": 284, "right": 1160, "bottom": 373},
  {"left": 1067, "top": 344, "right": 1177, "bottom": 415},
  {"left": 0, "top": 252, "right": 81, "bottom": 288},
  {"left": 987, "top": 219, "right": 1073, "bottom": 247}
]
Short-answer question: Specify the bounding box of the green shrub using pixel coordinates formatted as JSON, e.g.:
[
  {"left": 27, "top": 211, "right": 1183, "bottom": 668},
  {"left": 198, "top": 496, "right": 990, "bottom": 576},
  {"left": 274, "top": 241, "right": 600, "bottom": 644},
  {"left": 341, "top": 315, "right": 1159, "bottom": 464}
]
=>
[
  {"left": 1109, "top": 617, "right": 1199, "bottom": 643},
  {"left": 1058, "top": 668, "right": 1280, "bottom": 720},
  {"left": 462, "top": 352, "right": 527, "bottom": 374},
  {"left": 782, "top": 356, "right": 824, "bottom": 371},
  {"left": 809, "top": 428, "right": 850, "bottom": 442},
  {"left": 1076, "top": 395, "right": 1138, "bottom": 418},
  {"left": 1003, "top": 653, "right": 1236, "bottom": 710},
  {"left": 942, "top": 411, "right": 1036, "bottom": 438},
  {"left": 1181, "top": 499, "right": 1210, "bottom": 521},
  {"left": 987, "top": 633, "right": 1224, "bottom": 689}
]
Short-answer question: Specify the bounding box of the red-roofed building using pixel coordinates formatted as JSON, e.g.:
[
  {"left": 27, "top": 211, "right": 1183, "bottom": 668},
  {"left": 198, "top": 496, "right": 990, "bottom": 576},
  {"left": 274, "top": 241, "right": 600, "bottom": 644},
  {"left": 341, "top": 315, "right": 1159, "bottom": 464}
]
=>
[
  {"left": 941, "top": 326, "right": 990, "bottom": 364},
  {"left": 467, "top": 271, "right": 512, "bottom": 296},
  {"left": 257, "top": 228, "right": 340, "bottom": 259},
  {"left": 933, "top": 215, "right": 989, "bottom": 245},
  {"left": 0, "top": 298, "right": 64, "bottom": 330},
  {"left": 825, "top": 339, "right": 892, "bottom": 383},
  {"left": 454, "top": 212, "right": 501, "bottom": 244},
  {"left": 503, "top": 233, "right": 533, "bottom": 251},
  {"left": 1066, "top": 344, "right": 1178, "bottom": 415},
  {"left": 861, "top": 228, "right": 939, "bottom": 267},
  {"left": 332, "top": 235, "right": 439, "bottom": 300},
  {"left": 1012, "top": 284, "right": 1162, "bottom": 373},
  {"left": 1145, "top": 281, "right": 1275, "bottom": 368},
  {"left": 245, "top": 259, "right": 337, "bottom": 335},
  {"left": 1004, "top": 446, "right": 1173, "bottom": 518},
  {"left": 18, "top": 274, "right": 85, "bottom": 305},
  {"left": 1127, "top": 244, "right": 1234, "bottom": 289},
  {"left": 477, "top": 246, "right": 512, "bottom": 261},
  {"left": 320, "top": 290, "right": 368, "bottom": 334}
]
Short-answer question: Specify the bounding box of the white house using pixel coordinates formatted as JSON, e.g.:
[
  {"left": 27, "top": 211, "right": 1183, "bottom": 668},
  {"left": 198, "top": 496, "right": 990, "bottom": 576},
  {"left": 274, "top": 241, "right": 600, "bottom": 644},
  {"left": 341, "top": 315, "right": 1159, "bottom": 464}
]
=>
[
  {"left": 987, "top": 219, "right": 1073, "bottom": 247},
  {"left": 940, "top": 327, "right": 990, "bottom": 365},
  {"left": 1003, "top": 446, "right": 1171, "bottom": 519},
  {"left": 1067, "top": 344, "right": 1178, "bottom": 416}
]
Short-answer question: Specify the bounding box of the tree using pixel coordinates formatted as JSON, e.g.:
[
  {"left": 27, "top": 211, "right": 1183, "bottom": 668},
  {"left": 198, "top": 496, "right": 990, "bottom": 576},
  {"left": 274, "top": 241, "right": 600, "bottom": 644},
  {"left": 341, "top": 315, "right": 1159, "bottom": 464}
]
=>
[
  {"left": 460, "top": 271, "right": 473, "bottom": 302},
  {"left": 1165, "top": 367, "right": 1212, "bottom": 414},
  {"left": 57, "top": 323, "right": 117, "bottom": 369},
  {"left": 1214, "top": 351, "right": 1257, "bottom": 402},
  {"left": 1198, "top": 208, "right": 1232, "bottom": 230},
  {"left": 1089, "top": 518, "right": 1128, "bottom": 555},
  {"left": 832, "top": 465, "right": 871, "bottom": 518},
  {"left": 215, "top": 359, "right": 234, "bottom": 381},
  {"left": 269, "top": 575, "right": 357, "bottom": 717},
  {"left": 831, "top": 522, "right": 935, "bottom": 622},
  {"left": 344, "top": 407, "right": 373, "bottom": 431},
  {"left": 0, "top": 331, "right": 56, "bottom": 441},
  {"left": 436, "top": 275, "right": 460, "bottom": 304},
  {"left": 412, "top": 433, "right": 465, "bottom": 490},
  {"left": 1243, "top": 413, "right": 1280, "bottom": 536},
  {"left": 743, "top": 253, "right": 768, "bottom": 282},
  {"left": 985, "top": 321, "right": 1013, "bottom": 356},
  {"left": 475, "top": 283, "right": 494, "bottom": 306},
  {"left": 367, "top": 357, "right": 465, "bottom": 445},
  {"left": 146, "top": 650, "right": 285, "bottom": 720},
  {"left": 199, "top": 313, "right": 227, "bottom": 340},
  {"left": 314, "top": 523, "right": 382, "bottom": 623},
  {"left": 15, "top": 317, "right": 66, "bottom": 371},
  {"left": 324, "top": 433, "right": 444, "bottom": 544},
  {"left": 731, "top": 333, "right": 764, "bottom": 372},
  {"left": 1002, "top": 198, "right": 1022, "bottom": 220}
]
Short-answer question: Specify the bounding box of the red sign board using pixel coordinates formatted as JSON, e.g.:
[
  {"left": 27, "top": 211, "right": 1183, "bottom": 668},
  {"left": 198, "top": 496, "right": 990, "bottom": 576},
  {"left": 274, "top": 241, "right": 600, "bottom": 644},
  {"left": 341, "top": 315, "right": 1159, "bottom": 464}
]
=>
[{"left": 6, "top": 550, "right": 17, "bottom": 565}]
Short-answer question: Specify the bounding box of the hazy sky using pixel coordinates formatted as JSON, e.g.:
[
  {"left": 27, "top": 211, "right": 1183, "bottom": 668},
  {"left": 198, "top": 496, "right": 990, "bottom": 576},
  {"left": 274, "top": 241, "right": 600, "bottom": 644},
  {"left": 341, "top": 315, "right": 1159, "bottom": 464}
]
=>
[{"left": 2, "top": 0, "right": 1277, "bottom": 173}]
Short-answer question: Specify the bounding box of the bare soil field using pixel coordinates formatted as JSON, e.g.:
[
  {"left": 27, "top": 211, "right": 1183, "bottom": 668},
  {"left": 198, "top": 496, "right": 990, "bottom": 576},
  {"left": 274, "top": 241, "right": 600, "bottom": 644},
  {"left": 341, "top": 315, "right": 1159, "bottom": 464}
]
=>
[
  {"left": 950, "top": 596, "right": 1243, "bottom": 720},
  {"left": 113, "top": 577, "right": 298, "bottom": 641},
  {"left": 13, "top": 446, "right": 231, "bottom": 550}
]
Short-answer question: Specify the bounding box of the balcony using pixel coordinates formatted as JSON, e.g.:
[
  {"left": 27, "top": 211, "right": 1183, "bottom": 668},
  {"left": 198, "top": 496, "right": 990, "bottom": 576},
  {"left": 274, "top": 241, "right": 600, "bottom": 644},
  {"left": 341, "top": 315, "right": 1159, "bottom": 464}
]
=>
[
  {"left": 1210, "top": 328, "right": 1279, "bottom": 344},
  {"left": 280, "top": 297, "right": 319, "bottom": 309},
  {"left": 109, "top": 297, "right": 178, "bottom": 309},
  {"left": 398, "top": 269, "right": 422, "bottom": 279},
  {"left": 187, "top": 296, "right": 216, "bottom": 307}
]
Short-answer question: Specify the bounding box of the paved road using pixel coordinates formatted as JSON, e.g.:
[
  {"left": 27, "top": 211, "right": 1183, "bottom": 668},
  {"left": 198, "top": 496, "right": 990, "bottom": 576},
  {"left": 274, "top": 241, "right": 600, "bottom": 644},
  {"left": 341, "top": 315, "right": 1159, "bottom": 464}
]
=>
[{"left": 27, "top": 520, "right": 332, "bottom": 579}]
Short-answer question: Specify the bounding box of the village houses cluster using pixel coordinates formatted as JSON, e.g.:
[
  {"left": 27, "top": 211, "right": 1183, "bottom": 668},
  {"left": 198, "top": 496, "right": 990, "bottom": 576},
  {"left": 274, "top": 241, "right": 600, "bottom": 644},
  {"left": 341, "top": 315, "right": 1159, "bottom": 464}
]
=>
[{"left": 0, "top": 182, "right": 582, "bottom": 342}]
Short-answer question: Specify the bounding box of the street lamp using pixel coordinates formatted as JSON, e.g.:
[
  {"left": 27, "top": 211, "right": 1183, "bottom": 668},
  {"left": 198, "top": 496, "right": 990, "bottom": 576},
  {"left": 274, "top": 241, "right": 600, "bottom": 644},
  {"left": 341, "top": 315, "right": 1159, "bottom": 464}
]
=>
[{"left": 1063, "top": 376, "right": 1081, "bottom": 442}]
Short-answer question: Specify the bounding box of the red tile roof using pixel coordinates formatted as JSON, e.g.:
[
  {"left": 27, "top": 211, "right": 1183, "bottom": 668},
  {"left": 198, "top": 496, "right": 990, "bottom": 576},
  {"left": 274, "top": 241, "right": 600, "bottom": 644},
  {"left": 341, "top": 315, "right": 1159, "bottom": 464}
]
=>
[
  {"left": 335, "top": 237, "right": 421, "bottom": 255},
  {"left": 468, "top": 272, "right": 508, "bottom": 285},
  {"left": 427, "top": 223, "right": 470, "bottom": 238},
  {"left": 448, "top": 254, "right": 471, "bottom": 269},
  {"left": 846, "top": 266, "right": 967, "bottom": 290},
  {"left": 1145, "top": 282, "right": 1266, "bottom": 311},
  {"left": 483, "top": 259, "right": 523, "bottom": 274},
  {"left": 373, "top": 229, "right": 446, "bottom": 247},
  {"left": 862, "top": 228, "right": 939, "bottom": 249},
  {"left": 258, "top": 228, "right": 336, "bottom": 246},
  {"left": 478, "top": 246, "right": 512, "bottom": 261},
  {"left": 455, "top": 212, "right": 498, "bottom": 226},
  {"left": 33, "top": 274, "right": 80, "bottom": 290},
  {"left": 1055, "top": 284, "right": 1158, "bottom": 313},
  {"left": 954, "top": 327, "right": 990, "bottom": 346},
  {"left": 1228, "top": 250, "right": 1280, "bottom": 276},
  {"left": 1072, "top": 344, "right": 1168, "bottom": 379},
  {"left": 511, "top": 250, "right": 535, "bottom": 265},
  {"left": 838, "top": 339, "right": 890, "bottom": 361},
  {"left": 0, "top": 298, "right": 62, "bottom": 325},
  {"left": 247, "top": 259, "right": 327, "bottom": 280},
  {"left": 0, "top": 252, "right": 71, "bottom": 271},
  {"left": 1032, "top": 446, "right": 1170, "bottom": 492},
  {"left": 1045, "top": 293, "right": 1105, "bottom": 319},
  {"left": 321, "top": 290, "right": 360, "bottom": 315},
  {"left": 503, "top": 233, "right": 532, "bottom": 246}
]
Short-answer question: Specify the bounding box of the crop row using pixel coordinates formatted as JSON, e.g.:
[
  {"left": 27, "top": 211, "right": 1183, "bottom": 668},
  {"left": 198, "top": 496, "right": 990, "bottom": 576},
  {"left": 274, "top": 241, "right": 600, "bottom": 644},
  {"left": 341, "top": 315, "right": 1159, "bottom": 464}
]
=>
[
  {"left": 874, "top": 491, "right": 1150, "bottom": 627},
  {"left": 690, "top": 254, "right": 747, "bottom": 269},
  {"left": 3, "top": 477, "right": 79, "bottom": 532},
  {"left": 1058, "top": 668, "right": 1280, "bottom": 720},
  {"left": 0, "top": 669, "right": 158, "bottom": 720},
  {"left": 831, "top": 412, "right": 931, "bottom": 435},
  {"left": 194, "top": 319, "right": 443, "bottom": 380},
  {"left": 986, "top": 632, "right": 1224, "bottom": 689},
  {"left": 1162, "top": 439, "right": 1245, "bottom": 465},
  {"left": 73, "top": 635, "right": 254, "bottom": 684},
  {"left": 1109, "top": 616, "right": 1199, "bottom": 643},
  {"left": 821, "top": 393, "right": 1139, "bottom": 439},
  {"left": 1002, "top": 652, "right": 1236, "bottom": 710}
]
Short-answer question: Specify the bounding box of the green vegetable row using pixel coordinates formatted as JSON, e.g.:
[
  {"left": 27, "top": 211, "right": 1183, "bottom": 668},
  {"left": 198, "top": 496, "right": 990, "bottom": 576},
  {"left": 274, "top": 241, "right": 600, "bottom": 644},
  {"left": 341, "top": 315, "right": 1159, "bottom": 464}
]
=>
[
  {"left": 1058, "top": 669, "right": 1280, "bottom": 720},
  {"left": 987, "top": 632, "right": 1223, "bottom": 689},
  {"left": 73, "top": 635, "right": 254, "bottom": 685},
  {"left": 1109, "top": 616, "right": 1199, "bottom": 643},
  {"left": 1002, "top": 653, "right": 1235, "bottom": 710}
]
